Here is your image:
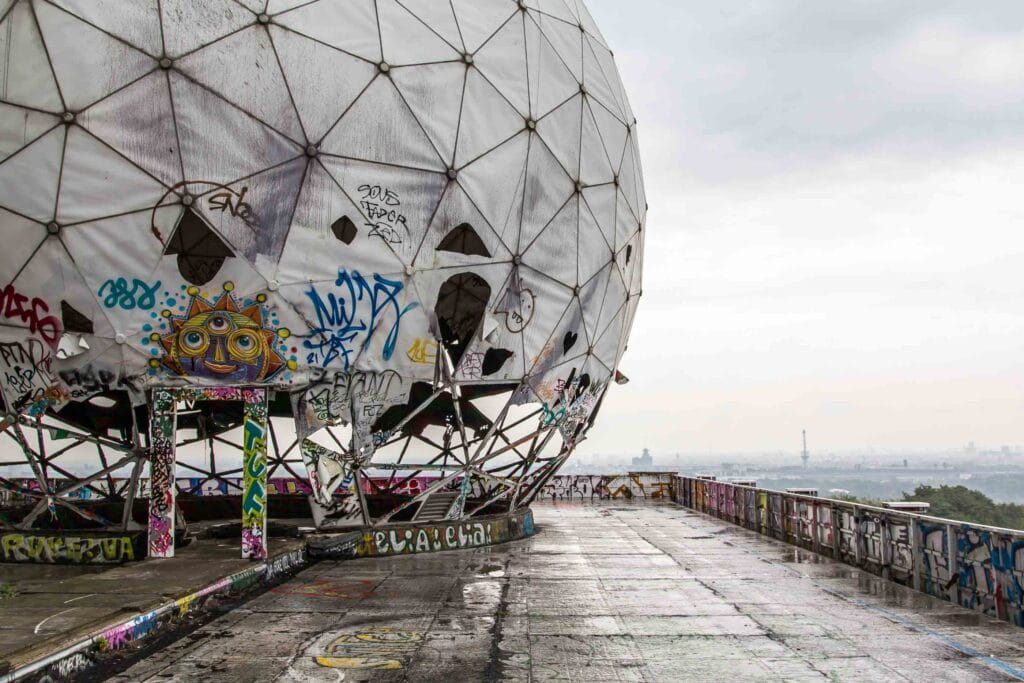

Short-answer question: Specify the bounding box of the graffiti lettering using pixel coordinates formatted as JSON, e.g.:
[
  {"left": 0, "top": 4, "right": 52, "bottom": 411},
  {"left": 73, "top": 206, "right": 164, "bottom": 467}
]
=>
[
  {"left": 358, "top": 184, "right": 408, "bottom": 245},
  {"left": 98, "top": 277, "right": 161, "bottom": 310},
  {"left": 0, "top": 532, "right": 137, "bottom": 563},
  {"left": 456, "top": 351, "right": 484, "bottom": 380},
  {"left": 58, "top": 365, "right": 140, "bottom": 400},
  {"left": 207, "top": 185, "right": 256, "bottom": 226},
  {"left": 0, "top": 284, "right": 61, "bottom": 347},
  {"left": 372, "top": 521, "right": 494, "bottom": 555},
  {"left": 304, "top": 271, "right": 416, "bottom": 369},
  {"left": 406, "top": 338, "right": 437, "bottom": 365},
  {"left": 242, "top": 404, "right": 269, "bottom": 560},
  {"left": 0, "top": 338, "right": 62, "bottom": 412}
]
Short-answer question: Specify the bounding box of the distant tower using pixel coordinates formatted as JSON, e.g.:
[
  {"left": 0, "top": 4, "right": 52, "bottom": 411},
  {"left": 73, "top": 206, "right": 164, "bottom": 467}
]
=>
[{"left": 801, "top": 430, "right": 809, "bottom": 470}]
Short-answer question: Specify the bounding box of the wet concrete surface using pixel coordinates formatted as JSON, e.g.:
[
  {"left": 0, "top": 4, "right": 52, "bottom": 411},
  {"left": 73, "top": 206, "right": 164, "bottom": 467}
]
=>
[
  {"left": 112, "top": 503, "right": 1024, "bottom": 681},
  {"left": 0, "top": 536, "right": 305, "bottom": 670}
]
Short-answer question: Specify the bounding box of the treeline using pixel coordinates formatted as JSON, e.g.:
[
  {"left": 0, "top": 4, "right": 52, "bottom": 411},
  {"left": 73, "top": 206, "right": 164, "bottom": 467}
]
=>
[{"left": 902, "top": 485, "right": 1024, "bottom": 531}]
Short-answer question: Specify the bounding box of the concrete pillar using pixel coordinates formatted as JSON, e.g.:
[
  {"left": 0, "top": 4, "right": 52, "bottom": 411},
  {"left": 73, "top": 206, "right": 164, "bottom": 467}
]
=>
[
  {"left": 147, "top": 389, "right": 177, "bottom": 559},
  {"left": 241, "top": 389, "right": 269, "bottom": 561}
]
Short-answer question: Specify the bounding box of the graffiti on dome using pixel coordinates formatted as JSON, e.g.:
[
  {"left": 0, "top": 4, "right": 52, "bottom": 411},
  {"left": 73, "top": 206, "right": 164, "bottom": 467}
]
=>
[
  {"left": 207, "top": 185, "right": 257, "bottom": 228},
  {"left": 145, "top": 282, "right": 296, "bottom": 382},
  {"left": 303, "top": 270, "right": 417, "bottom": 370},
  {"left": 98, "top": 277, "right": 161, "bottom": 310},
  {"left": 406, "top": 338, "right": 437, "bottom": 365},
  {"left": 495, "top": 272, "right": 535, "bottom": 333},
  {"left": 0, "top": 284, "right": 61, "bottom": 348},
  {"left": 0, "top": 338, "right": 66, "bottom": 414},
  {"left": 358, "top": 184, "right": 409, "bottom": 246}
]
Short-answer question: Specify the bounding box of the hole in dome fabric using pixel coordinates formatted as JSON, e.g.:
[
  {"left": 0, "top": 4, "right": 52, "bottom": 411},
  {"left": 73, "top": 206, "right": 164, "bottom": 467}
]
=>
[
  {"left": 482, "top": 348, "right": 513, "bottom": 375},
  {"left": 437, "top": 223, "right": 491, "bottom": 257},
  {"left": 61, "top": 300, "right": 93, "bottom": 334},
  {"left": 331, "top": 215, "right": 358, "bottom": 245},
  {"left": 435, "top": 272, "right": 491, "bottom": 368},
  {"left": 164, "top": 207, "right": 234, "bottom": 286}
]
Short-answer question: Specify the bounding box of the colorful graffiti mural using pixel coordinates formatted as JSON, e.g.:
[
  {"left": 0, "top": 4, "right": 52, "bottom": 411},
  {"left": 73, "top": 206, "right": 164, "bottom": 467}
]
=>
[
  {"left": 673, "top": 476, "right": 1024, "bottom": 628},
  {"left": 145, "top": 387, "right": 270, "bottom": 561},
  {"left": 146, "top": 282, "right": 296, "bottom": 381},
  {"left": 147, "top": 390, "right": 176, "bottom": 559},
  {"left": 242, "top": 397, "right": 269, "bottom": 560}
]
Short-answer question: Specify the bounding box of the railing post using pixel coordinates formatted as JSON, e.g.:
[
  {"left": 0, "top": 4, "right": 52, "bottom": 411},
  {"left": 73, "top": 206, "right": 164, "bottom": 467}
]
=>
[
  {"left": 831, "top": 504, "right": 841, "bottom": 559},
  {"left": 812, "top": 503, "right": 821, "bottom": 554},
  {"left": 852, "top": 505, "right": 863, "bottom": 566},
  {"left": 911, "top": 518, "right": 923, "bottom": 592},
  {"left": 946, "top": 523, "right": 961, "bottom": 607},
  {"left": 880, "top": 513, "right": 891, "bottom": 580}
]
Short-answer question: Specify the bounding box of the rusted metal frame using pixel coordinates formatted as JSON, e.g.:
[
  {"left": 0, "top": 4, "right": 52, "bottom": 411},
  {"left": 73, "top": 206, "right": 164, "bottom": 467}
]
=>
[
  {"left": 34, "top": 418, "right": 49, "bottom": 481},
  {"left": 373, "top": 445, "right": 454, "bottom": 489},
  {"left": 94, "top": 441, "right": 117, "bottom": 497},
  {"left": 376, "top": 425, "right": 549, "bottom": 524},
  {"left": 440, "top": 347, "right": 474, "bottom": 472},
  {"left": 10, "top": 422, "right": 62, "bottom": 524},
  {"left": 465, "top": 475, "right": 519, "bottom": 517},
  {"left": 515, "top": 433, "right": 572, "bottom": 508},
  {"left": 383, "top": 435, "right": 413, "bottom": 492},
  {"left": 49, "top": 451, "right": 140, "bottom": 500},
  {"left": 324, "top": 425, "right": 350, "bottom": 454},
  {"left": 13, "top": 413, "right": 132, "bottom": 451},
  {"left": 265, "top": 419, "right": 305, "bottom": 481},
  {"left": 412, "top": 432, "right": 462, "bottom": 467},
  {"left": 30, "top": 459, "right": 111, "bottom": 501},
  {"left": 121, "top": 452, "right": 145, "bottom": 530},
  {"left": 516, "top": 444, "right": 572, "bottom": 508},
  {"left": 506, "top": 418, "right": 557, "bottom": 510}
]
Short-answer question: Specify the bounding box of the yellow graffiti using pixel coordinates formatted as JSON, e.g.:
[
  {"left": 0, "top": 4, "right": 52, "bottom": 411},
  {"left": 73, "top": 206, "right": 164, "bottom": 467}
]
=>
[
  {"left": 316, "top": 628, "right": 423, "bottom": 670},
  {"left": 406, "top": 338, "right": 437, "bottom": 365},
  {"left": 0, "top": 533, "right": 135, "bottom": 563}
]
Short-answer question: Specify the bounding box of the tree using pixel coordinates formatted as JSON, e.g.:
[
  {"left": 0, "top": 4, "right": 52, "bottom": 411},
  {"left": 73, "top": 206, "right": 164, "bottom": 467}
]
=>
[{"left": 903, "top": 485, "right": 1024, "bottom": 530}]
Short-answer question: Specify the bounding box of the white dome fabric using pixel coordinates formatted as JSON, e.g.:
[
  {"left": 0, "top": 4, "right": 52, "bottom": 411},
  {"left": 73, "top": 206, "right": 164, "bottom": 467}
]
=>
[{"left": 0, "top": 0, "right": 644, "bottom": 520}]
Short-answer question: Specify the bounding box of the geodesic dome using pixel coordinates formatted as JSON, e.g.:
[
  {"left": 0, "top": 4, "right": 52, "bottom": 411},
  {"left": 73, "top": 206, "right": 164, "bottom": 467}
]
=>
[{"left": 0, "top": 0, "right": 644, "bottom": 532}]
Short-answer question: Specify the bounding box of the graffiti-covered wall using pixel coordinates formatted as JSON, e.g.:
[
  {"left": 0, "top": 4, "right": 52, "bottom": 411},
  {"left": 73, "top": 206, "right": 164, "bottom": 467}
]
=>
[
  {"left": 538, "top": 473, "right": 675, "bottom": 501},
  {"left": 674, "top": 476, "right": 1024, "bottom": 628}
]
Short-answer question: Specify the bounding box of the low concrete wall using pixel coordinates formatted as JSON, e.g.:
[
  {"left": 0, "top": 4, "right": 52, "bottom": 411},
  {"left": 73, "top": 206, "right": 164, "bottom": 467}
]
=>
[
  {"left": 538, "top": 472, "right": 675, "bottom": 502},
  {"left": 309, "top": 508, "right": 535, "bottom": 559},
  {"left": 0, "top": 531, "right": 145, "bottom": 564},
  {"left": 671, "top": 475, "right": 1024, "bottom": 628}
]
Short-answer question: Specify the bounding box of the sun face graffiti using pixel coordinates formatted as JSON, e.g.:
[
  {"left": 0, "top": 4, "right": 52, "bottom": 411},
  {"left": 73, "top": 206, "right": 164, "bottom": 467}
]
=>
[{"left": 147, "top": 283, "right": 296, "bottom": 382}]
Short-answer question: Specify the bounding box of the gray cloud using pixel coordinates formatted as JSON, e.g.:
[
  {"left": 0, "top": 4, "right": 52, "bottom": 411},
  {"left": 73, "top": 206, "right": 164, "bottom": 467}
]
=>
[{"left": 591, "top": 1, "right": 1024, "bottom": 181}]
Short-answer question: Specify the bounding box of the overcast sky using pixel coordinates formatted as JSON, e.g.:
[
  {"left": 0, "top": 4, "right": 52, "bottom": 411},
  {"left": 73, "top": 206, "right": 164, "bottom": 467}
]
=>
[{"left": 582, "top": 1, "right": 1024, "bottom": 456}]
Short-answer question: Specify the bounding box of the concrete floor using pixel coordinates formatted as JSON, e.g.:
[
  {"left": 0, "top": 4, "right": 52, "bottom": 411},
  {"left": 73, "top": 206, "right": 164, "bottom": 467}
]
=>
[{"left": 112, "top": 503, "right": 1024, "bottom": 681}]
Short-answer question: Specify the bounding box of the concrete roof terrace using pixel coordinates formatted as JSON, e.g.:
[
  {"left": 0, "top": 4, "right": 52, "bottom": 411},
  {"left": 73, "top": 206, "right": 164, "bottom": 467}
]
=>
[{"left": 109, "top": 502, "right": 1024, "bottom": 681}]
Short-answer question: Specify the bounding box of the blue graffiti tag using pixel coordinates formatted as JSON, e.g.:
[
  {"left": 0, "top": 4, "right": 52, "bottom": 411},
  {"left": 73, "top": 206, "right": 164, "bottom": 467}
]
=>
[
  {"left": 303, "top": 270, "right": 417, "bottom": 369},
  {"left": 98, "top": 278, "right": 161, "bottom": 310}
]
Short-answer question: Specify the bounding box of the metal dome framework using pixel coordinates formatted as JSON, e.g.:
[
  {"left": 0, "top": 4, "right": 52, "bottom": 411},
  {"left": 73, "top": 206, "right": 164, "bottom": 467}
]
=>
[{"left": 0, "top": 0, "right": 645, "bottom": 559}]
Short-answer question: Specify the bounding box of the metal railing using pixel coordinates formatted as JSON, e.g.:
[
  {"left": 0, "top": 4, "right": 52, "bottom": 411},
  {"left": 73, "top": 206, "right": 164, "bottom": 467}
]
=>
[{"left": 671, "top": 475, "right": 1024, "bottom": 628}]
